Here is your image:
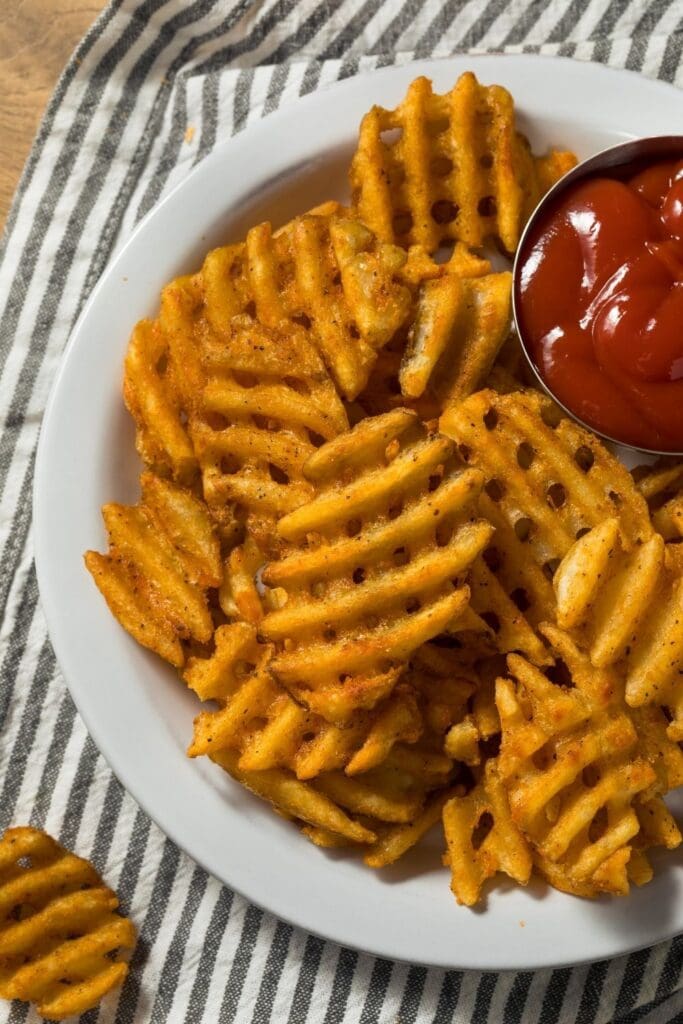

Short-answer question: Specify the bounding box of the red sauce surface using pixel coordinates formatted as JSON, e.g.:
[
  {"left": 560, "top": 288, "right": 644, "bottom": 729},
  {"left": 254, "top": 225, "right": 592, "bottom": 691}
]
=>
[{"left": 517, "top": 157, "right": 683, "bottom": 451}]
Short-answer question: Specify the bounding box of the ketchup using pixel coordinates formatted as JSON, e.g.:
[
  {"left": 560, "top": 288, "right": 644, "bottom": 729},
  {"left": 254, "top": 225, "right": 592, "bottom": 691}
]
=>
[{"left": 516, "top": 157, "right": 683, "bottom": 451}]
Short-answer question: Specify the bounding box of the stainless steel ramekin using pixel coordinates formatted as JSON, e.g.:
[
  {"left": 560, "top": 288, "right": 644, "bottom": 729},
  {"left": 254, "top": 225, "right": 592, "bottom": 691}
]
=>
[{"left": 512, "top": 135, "right": 683, "bottom": 458}]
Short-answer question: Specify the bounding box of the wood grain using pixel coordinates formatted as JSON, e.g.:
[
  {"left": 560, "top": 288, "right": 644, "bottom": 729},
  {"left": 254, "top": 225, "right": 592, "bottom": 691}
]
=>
[{"left": 0, "top": 0, "right": 106, "bottom": 232}]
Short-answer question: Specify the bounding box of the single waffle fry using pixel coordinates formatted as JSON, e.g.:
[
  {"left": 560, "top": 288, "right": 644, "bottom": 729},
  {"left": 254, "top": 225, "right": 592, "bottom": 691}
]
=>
[
  {"left": 211, "top": 748, "right": 376, "bottom": 844},
  {"left": 219, "top": 538, "right": 266, "bottom": 624},
  {"left": 85, "top": 472, "right": 221, "bottom": 667},
  {"left": 350, "top": 71, "right": 576, "bottom": 254},
  {"left": 399, "top": 273, "right": 512, "bottom": 408},
  {"left": 201, "top": 209, "right": 412, "bottom": 400},
  {"left": 124, "top": 273, "right": 206, "bottom": 484},
  {"left": 439, "top": 389, "right": 651, "bottom": 660},
  {"left": 260, "top": 409, "right": 493, "bottom": 721},
  {"left": 442, "top": 760, "right": 532, "bottom": 906},
  {"left": 193, "top": 316, "right": 348, "bottom": 551},
  {"left": 0, "top": 827, "right": 135, "bottom": 1020},
  {"left": 187, "top": 624, "right": 424, "bottom": 779},
  {"left": 495, "top": 628, "right": 665, "bottom": 898},
  {"left": 552, "top": 520, "right": 683, "bottom": 741}
]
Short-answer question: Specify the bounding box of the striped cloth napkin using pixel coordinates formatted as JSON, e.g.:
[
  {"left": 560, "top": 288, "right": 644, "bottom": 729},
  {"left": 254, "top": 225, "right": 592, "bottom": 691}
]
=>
[{"left": 1, "top": 1, "right": 682, "bottom": 1021}]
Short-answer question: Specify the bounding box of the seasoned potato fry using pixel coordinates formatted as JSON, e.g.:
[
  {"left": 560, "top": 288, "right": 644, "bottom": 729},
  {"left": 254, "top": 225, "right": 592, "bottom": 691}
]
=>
[
  {"left": 85, "top": 472, "right": 221, "bottom": 667},
  {"left": 440, "top": 389, "right": 652, "bottom": 662},
  {"left": 186, "top": 623, "right": 423, "bottom": 779},
  {"left": 193, "top": 316, "right": 348, "bottom": 550},
  {"left": 123, "top": 276, "right": 203, "bottom": 484},
  {"left": 201, "top": 207, "right": 412, "bottom": 400},
  {"left": 443, "top": 761, "right": 532, "bottom": 906},
  {"left": 399, "top": 273, "right": 512, "bottom": 408},
  {"left": 261, "top": 410, "right": 493, "bottom": 721},
  {"left": 495, "top": 627, "right": 679, "bottom": 899},
  {"left": 553, "top": 520, "right": 683, "bottom": 740},
  {"left": 0, "top": 827, "right": 135, "bottom": 1021},
  {"left": 350, "top": 71, "right": 576, "bottom": 254}
]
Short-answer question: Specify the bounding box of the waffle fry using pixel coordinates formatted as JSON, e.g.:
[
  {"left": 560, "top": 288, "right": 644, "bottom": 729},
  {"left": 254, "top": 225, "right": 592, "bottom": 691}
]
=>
[
  {"left": 0, "top": 827, "right": 135, "bottom": 1020},
  {"left": 212, "top": 748, "right": 377, "bottom": 843},
  {"left": 443, "top": 760, "right": 532, "bottom": 906},
  {"left": 85, "top": 472, "right": 221, "bottom": 667},
  {"left": 210, "top": 696, "right": 456, "bottom": 847},
  {"left": 260, "top": 409, "right": 493, "bottom": 721},
  {"left": 201, "top": 208, "right": 412, "bottom": 399},
  {"left": 193, "top": 316, "right": 348, "bottom": 551},
  {"left": 633, "top": 460, "right": 683, "bottom": 540},
  {"left": 495, "top": 628, "right": 675, "bottom": 898},
  {"left": 123, "top": 276, "right": 203, "bottom": 485},
  {"left": 219, "top": 538, "right": 266, "bottom": 624},
  {"left": 440, "top": 389, "right": 651, "bottom": 660},
  {"left": 350, "top": 72, "right": 576, "bottom": 255},
  {"left": 354, "top": 341, "right": 442, "bottom": 421},
  {"left": 186, "top": 623, "right": 423, "bottom": 779},
  {"left": 553, "top": 519, "right": 683, "bottom": 740},
  {"left": 399, "top": 272, "right": 512, "bottom": 409}
]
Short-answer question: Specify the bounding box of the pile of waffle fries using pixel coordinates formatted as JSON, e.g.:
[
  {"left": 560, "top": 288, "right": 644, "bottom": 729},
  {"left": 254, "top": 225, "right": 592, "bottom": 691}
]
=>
[{"left": 86, "top": 71, "right": 683, "bottom": 908}]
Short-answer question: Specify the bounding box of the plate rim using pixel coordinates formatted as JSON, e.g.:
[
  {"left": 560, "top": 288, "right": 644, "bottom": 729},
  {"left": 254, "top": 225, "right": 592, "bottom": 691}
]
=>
[{"left": 33, "top": 52, "right": 683, "bottom": 972}]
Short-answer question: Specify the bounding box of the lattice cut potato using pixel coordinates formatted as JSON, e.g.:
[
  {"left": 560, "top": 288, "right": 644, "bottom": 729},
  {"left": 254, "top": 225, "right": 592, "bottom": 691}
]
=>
[
  {"left": 192, "top": 316, "right": 348, "bottom": 552},
  {"left": 260, "top": 409, "right": 494, "bottom": 722},
  {"left": 633, "top": 459, "right": 683, "bottom": 540},
  {"left": 495, "top": 627, "right": 678, "bottom": 899},
  {"left": 439, "top": 389, "right": 652, "bottom": 662},
  {"left": 186, "top": 622, "right": 423, "bottom": 780},
  {"left": 350, "top": 71, "right": 576, "bottom": 254},
  {"left": 554, "top": 519, "right": 683, "bottom": 741},
  {"left": 442, "top": 760, "right": 532, "bottom": 906},
  {"left": 399, "top": 272, "right": 512, "bottom": 409},
  {"left": 85, "top": 472, "right": 221, "bottom": 667},
  {"left": 0, "top": 827, "right": 135, "bottom": 1020},
  {"left": 200, "top": 204, "right": 413, "bottom": 399},
  {"left": 123, "top": 275, "right": 204, "bottom": 484}
]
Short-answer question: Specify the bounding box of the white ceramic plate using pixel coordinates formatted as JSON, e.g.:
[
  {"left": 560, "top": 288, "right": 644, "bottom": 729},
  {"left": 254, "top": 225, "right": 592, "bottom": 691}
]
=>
[{"left": 35, "top": 55, "right": 683, "bottom": 971}]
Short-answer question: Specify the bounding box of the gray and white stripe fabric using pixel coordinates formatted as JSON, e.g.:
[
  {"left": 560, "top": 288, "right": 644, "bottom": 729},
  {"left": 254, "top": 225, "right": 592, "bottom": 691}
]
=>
[{"left": 1, "top": 1, "right": 682, "bottom": 1021}]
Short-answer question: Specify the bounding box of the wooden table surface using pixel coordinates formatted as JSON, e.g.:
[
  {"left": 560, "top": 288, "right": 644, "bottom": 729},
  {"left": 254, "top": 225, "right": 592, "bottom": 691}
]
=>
[{"left": 0, "top": 0, "right": 106, "bottom": 232}]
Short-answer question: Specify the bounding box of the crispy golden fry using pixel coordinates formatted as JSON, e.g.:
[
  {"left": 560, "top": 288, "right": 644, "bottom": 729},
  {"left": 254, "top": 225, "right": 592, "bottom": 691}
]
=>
[
  {"left": 495, "top": 627, "right": 676, "bottom": 898},
  {"left": 553, "top": 520, "right": 683, "bottom": 741},
  {"left": 350, "top": 71, "right": 576, "bottom": 255},
  {"left": 124, "top": 276, "right": 204, "bottom": 484},
  {"left": 634, "top": 459, "right": 683, "bottom": 504},
  {"left": 633, "top": 460, "right": 683, "bottom": 540},
  {"left": 0, "top": 827, "right": 135, "bottom": 1020},
  {"left": 260, "top": 410, "right": 493, "bottom": 721},
  {"left": 443, "top": 760, "right": 532, "bottom": 906},
  {"left": 211, "top": 748, "right": 377, "bottom": 844},
  {"left": 219, "top": 538, "right": 266, "bottom": 624},
  {"left": 439, "top": 389, "right": 652, "bottom": 661},
  {"left": 201, "top": 208, "right": 412, "bottom": 399},
  {"left": 211, "top": 716, "right": 455, "bottom": 845},
  {"left": 399, "top": 273, "right": 512, "bottom": 409},
  {"left": 186, "top": 623, "right": 423, "bottom": 779},
  {"left": 85, "top": 472, "right": 221, "bottom": 667},
  {"left": 354, "top": 341, "right": 442, "bottom": 421},
  {"left": 192, "top": 316, "right": 348, "bottom": 551}
]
